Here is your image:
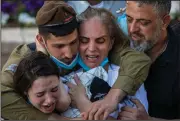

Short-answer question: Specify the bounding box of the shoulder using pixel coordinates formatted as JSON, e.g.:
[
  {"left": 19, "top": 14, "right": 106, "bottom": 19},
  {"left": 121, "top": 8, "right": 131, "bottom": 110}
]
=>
[
  {"left": 110, "top": 46, "right": 151, "bottom": 67},
  {"left": 120, "top": 47, "right": 152, "bottom": 67},
  {"left": 1, "top": 44, "right": 34, "bottom": 91},
  {"left": 2, "top": 44, "right": 32, "bottom": 72}
]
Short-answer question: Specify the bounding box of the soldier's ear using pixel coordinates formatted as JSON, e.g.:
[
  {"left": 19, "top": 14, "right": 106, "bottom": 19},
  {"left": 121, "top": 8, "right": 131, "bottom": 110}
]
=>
[
  {"left": 36, "top": 34, "right": 45, "bottom": 47},
  {"left": 35, "top": 34, "right": 48, "bottom": 54}
]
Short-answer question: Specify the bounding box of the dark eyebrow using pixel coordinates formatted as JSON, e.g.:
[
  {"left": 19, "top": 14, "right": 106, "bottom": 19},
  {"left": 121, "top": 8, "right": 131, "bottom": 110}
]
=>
[
  {"left": 137, "top": 19, "right": 151, "bottom": 22},
  {"left": 52, "top": 37, "right": 78, "bottom": 47},
  {"left": 70, "top": 37, "right": 78, "bottom": 44},
  {"left": 52, "top": 43, "right": 64, "bottom": 47},
  {"left": 126, "top": 14, "right": 151, "bottom": 22}
]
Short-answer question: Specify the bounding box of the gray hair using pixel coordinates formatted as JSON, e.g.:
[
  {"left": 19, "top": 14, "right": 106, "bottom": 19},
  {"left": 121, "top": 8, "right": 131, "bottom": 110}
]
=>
[
  {"left": 77, "top": 7, "right": 130, "bottom": 52},
  {"left": 136, "top": 1, "right": 171, "bottom": 17}
]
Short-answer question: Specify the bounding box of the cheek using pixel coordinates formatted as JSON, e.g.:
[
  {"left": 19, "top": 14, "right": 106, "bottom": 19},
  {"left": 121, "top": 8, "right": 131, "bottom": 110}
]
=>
[
  {"left": 49, "top": 92, "right": 60, "bottom": 103},
  {"left": 141, "top": 25, "right": 156, "bottom": 38},
  {"left": 99, "top": 45, "right": 110, "bottom": 57},
  {"left": 79, "top": 45, "right": 87, "bottom": 56},
  {"left": 142, "top": 28, "right": 151, "bottom": 36},
  {"left": 50, "top": 48, "right": 64, "bottom": 58},
  {"left": 47, "top": 44, "right": 58, "bottom": 55},
  {"left": 71, "top": 44, "right": 79, "bottom": 54},
  {"left": 53, "top": 92, "right": 60, "bottom": 99},
  {"left": 29, "top": 95, "right": 44, "bottom": 106}
]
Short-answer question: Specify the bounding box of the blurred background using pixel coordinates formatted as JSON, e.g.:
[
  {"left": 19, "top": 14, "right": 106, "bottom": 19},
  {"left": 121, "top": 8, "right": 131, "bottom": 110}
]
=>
[{"left": 1, "top": 0, "right": 180, "bottom": 68}]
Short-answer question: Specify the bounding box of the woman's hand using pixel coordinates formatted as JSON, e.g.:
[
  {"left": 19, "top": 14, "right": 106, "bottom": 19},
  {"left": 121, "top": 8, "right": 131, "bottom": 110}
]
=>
[
  {"left": 56, "top": 81, "right": 71, "bottom": 112},
  {"left": 66, "top": 74, "right": 92, "bottom": 112}
]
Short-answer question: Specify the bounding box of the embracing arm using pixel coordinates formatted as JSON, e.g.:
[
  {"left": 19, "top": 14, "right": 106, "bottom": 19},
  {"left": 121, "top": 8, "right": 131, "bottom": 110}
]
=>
[{"left": 109, "top": 46, "right": 151, "bottom": 95}]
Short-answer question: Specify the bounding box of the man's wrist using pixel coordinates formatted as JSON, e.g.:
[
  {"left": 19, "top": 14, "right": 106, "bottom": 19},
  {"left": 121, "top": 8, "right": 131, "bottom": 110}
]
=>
[{"left": 105, "top": 88, "right": 126, "bottom": 104}]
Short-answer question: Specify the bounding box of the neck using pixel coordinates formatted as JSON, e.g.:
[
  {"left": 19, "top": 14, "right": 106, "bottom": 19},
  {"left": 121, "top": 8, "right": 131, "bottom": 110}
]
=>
[{"left": 147, "top": 30, "right": 168, "bottom": 62}]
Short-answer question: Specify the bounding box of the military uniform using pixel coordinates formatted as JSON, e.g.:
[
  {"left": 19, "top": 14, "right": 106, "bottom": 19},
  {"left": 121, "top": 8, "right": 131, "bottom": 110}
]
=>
[{"left": 1, "top": 1, "right": 151, "bottom": 120}]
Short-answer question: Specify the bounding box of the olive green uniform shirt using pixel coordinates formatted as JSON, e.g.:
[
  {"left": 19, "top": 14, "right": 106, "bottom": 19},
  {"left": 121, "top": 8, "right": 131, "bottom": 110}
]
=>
[{"left": 1, "top": 43, "right": 151, "bottom": 120}]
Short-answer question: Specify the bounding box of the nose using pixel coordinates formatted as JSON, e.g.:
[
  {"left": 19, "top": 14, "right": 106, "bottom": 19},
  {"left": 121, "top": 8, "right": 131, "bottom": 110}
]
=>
[
  {"left": 129, "top": 21, "right": 140, "bottom": 33},
  {"left": 45, "top": 94, "right": 55, "bottom": 105},
  {"left": 64, "top": 46, "right": 73, "bottom": 59},
  {"left": 87, "top": 40, "right": 96, "bottom": 52}
]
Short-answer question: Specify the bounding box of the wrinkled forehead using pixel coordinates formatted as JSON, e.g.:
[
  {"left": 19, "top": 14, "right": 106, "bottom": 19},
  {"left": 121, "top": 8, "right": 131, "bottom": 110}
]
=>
[
  {"left": 79, "top": 17, "right": 109, "bottom": 36},
  {"left": 126, "top": 1, "right": 158, "bottom": 20},
  {"left": 30, "top": 76, "right": 59, "bottom": 92}
]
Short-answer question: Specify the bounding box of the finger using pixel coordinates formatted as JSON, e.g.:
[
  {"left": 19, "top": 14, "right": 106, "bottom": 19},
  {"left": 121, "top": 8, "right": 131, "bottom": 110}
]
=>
[
  {"left": 121, "top": 106, "right": 136, "bottom": 113},
  {"left": 88, "top": 108, "right": 98, "bottom": 120},
  {"left": 103, "top": 109, "right": 111, "bottom": 120},
  {"left": 118, "top": 111, "right": 133, "bottom": 118},
  {"left": 81, "top": 112, "right": 88, "bottom": 120},
  {"left": 66, "top": 82, "right": 76, "bottom": 89},
  {"left": 94, "top": 107, "right": 105, "bottom": 120},
  {"left": 131, "top": 98, "right": 144, "bottom": 108},
  {"left": 73, "top": 74, "right": 82, "bottom": 86}
]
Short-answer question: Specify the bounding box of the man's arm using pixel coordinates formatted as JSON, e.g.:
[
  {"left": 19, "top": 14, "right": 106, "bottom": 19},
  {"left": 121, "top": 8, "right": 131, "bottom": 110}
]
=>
[
  {"left": 87, "top": 45, "right": 151, "bottom": 120},
  {"left": 109, "top": 46, "right": 151, "bottom": 95}
]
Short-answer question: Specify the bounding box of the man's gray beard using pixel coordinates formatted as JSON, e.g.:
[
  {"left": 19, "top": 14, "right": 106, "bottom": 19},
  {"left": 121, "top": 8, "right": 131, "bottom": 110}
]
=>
[
  {"left": 130, "top": 40, "right": 154, "bottom": 52},
  {"left": 130, "top": 19, "right": 162, "bottom": 53}
]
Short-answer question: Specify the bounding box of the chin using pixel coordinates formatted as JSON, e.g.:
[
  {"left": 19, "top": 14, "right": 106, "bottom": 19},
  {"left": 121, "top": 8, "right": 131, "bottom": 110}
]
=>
[
  {"left": 41, "top": 109, "right": 54, "bottom": 114},
  {"left": 40, "top": 106, "right": 55, "bottom": 114},
  {"left": 88, "top": 65, "right": 97, "bottom": 69}
]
